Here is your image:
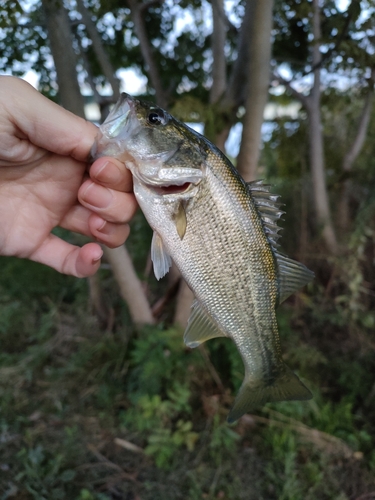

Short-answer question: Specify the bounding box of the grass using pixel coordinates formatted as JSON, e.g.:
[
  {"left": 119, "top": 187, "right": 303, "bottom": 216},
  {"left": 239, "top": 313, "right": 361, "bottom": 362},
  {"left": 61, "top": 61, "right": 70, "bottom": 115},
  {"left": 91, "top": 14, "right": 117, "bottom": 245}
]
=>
[{"left": 1, "top": 243, "right": 375, "bottom": 499}]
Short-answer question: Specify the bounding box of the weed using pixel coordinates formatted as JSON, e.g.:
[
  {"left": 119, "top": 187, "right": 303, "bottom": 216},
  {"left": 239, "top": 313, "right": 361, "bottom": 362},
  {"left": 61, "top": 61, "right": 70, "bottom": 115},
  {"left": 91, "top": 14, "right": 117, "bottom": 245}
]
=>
[{"left": 1, "top": 220, "right": 375, "bottom": 499}]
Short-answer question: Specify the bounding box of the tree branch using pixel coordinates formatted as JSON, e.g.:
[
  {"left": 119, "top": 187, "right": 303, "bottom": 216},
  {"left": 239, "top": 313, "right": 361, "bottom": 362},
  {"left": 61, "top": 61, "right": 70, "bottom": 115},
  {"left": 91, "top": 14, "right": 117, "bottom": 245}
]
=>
[
  {"left": 342, "top": 70, "right": 375, "bottom": 172},
  {"left": 236, "top": 0, "right": 275, "bottom": 180},
  {"left": 224, "top": 0, "right": 252, "bottom": 110},
  {"left": 77, "top": 34, "right": 103, "bottom": 102},
  {"left": 76, "top": 0, "right": 120, "bottom": 100},
  {"left": 272, "top": 72, "right": 311, "bottom": 110},
  {"left": 139, "top": 0, "right": 164, "bottom": 14},
  {"left": 272, "top": 0, "right": 358, "bottom": 80},
  {"left": 128, "top": 0, "right": 167, "bottom": 107},
  {"left": 308, "top": 0, "right": 338, "bottom": 253},
  {"left": 41, "top": 0, "right": 86, "bottom": 117}
]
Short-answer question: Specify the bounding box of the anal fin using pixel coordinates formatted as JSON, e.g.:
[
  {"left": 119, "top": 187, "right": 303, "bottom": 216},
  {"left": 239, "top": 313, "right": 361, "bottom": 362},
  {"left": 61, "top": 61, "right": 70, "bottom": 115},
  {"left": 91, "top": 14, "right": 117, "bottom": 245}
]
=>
[{"left": 184, "top": 300, "right": 227, "bottom": 348}]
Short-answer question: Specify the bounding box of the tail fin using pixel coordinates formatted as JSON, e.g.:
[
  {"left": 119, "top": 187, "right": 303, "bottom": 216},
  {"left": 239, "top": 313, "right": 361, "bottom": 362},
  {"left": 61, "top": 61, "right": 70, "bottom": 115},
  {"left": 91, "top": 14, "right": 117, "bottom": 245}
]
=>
[{"left": 227, "top": 365, "right": 312, "bottom": 423}]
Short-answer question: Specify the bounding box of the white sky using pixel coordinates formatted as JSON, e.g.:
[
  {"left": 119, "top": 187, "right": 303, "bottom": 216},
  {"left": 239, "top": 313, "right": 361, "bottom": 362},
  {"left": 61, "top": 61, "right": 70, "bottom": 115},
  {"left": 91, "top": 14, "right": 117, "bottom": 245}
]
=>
[
  {"left": 21, "top": 67, "right": 146, "bottom": 94},
  {"left": 336, "top": 0, "right": 351, "bottom": 10}
]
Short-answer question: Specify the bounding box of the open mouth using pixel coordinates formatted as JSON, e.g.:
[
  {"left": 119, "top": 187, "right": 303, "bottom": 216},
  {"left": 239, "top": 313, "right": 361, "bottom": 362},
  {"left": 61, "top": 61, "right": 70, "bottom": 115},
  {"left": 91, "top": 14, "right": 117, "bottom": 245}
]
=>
[
  {"left": 148, "top": 182, "right": 192, "bottom": 195},
  {"left": 134, "top": 166, "right": 203, "bottom": 196}
]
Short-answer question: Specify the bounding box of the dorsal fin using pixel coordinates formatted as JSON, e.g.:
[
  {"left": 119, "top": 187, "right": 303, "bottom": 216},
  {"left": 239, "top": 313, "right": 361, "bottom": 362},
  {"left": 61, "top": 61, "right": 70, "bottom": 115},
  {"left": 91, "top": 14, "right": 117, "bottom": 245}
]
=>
[
  {"left": 247, "top": 180, "right": 285, "bottom": 248},
  {"left": 247, "top": 180, "right": 314, "bottom": 302},
  {"left": 184, "top": 300, "right": 227, "bottom": 348},
  {"left": 275, "top": 251, "right": 315, "bottom": 304}
]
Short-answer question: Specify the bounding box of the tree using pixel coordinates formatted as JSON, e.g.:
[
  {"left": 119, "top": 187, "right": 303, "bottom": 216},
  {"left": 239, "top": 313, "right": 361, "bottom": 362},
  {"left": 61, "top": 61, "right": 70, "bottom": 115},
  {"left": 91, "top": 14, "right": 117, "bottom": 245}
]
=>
[
  {"left": 272, "top": 0, "right": 375, "bottom": 253},
  {"left": 307, "top": 0, "right": 338, "bottom": 253},
  {"left": 41, "top": 0, "right": 154, "bottom": 326},
  {"left": 2, "top": 0, "right": 375, "bottom": 326},
  {"left": 236, "top": 0, "right": 275, "bottom": 181},
  {"left": 338, "top": 68, "right": 375, "bottom": 231}
]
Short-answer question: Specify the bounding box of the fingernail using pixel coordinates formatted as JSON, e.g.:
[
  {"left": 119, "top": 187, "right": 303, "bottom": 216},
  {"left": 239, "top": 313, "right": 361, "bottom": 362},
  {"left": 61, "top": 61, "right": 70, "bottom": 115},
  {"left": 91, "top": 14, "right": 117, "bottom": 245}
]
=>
[
  {"left": 95, "top": 161, "right": 123, "bottom": 184},
  {"left": 96, "top": 161, "right": 109, "bottom": 178},
  {"left": 92, "top": 249, "right": 103, "bottom": 263},
  {"left": 82, "top": 183, "right": 113, "bottom": 209},
  {"left": 93, "top": 219, "right": 107, "bottom": 232}
]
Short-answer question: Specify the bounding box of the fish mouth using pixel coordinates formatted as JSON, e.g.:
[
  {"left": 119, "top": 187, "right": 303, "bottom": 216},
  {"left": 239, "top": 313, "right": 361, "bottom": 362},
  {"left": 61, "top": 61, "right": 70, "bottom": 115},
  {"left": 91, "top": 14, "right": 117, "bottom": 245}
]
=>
[
  {"left": 136, "top": 166, "right": 203, "bottom": 196},
  {"left": 144, "top": 181, "right": 194, "bottom": 196}
]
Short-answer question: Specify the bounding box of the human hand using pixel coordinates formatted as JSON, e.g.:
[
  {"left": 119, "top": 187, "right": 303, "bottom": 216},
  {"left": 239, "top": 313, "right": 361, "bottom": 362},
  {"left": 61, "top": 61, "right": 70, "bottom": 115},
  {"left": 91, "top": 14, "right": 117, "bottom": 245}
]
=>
[{"left": 0, "top": 76, "right": 137, "bottom": 277}]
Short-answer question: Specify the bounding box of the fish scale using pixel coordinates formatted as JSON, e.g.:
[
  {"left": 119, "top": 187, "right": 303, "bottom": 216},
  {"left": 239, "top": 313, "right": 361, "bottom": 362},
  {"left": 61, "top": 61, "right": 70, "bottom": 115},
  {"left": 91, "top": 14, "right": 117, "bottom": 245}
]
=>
[{"left": 91, "top": 93, "right": 314, "bottom": 422}]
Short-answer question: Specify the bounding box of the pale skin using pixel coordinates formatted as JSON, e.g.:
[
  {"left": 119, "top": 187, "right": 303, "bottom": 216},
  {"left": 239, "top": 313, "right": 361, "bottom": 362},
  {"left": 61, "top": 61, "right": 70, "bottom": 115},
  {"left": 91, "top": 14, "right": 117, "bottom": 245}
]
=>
[{"left": 0, "top": 76, "right": 138, "bottom": 277}]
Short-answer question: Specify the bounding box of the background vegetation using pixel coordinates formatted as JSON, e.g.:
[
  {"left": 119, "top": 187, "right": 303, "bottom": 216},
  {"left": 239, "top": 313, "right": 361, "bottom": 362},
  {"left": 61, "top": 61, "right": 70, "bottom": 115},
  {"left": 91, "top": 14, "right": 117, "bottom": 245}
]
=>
[{"left": 1, "top": 0, "right": 375, "bottom": 499}]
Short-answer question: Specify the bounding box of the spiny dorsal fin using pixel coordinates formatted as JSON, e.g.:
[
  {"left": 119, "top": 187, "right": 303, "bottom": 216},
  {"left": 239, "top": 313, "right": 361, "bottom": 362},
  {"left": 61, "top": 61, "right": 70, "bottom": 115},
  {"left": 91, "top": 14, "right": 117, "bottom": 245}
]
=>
[
  {"left": 247, "top": 180, "right": 314, "bottom": 302},
  {"left": 184, "top": 300, "right": 227, "bottom": 348},
  {"left": 247, "top": 180, "right": 285, "bottom": 248},
  {"left": 151, "top": 231, "right": 172, "bottom": 280},
  {"left": 275, "top": 251, "right": 315, "bottom": 304}
]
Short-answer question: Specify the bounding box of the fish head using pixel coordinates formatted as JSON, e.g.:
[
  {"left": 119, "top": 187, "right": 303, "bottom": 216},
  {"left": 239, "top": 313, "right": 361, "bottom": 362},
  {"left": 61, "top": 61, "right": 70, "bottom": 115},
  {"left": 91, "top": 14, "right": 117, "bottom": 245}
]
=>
[{"left": 91, "top": 93, "right": 206, "bottom": 201}]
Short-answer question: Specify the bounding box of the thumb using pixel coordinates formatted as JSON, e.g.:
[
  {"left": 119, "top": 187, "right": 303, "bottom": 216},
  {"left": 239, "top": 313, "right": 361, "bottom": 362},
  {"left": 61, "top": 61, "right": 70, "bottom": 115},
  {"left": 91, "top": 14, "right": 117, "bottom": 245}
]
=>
[{"left": 0, "top": 76, "right": 98, "bottom": 161}]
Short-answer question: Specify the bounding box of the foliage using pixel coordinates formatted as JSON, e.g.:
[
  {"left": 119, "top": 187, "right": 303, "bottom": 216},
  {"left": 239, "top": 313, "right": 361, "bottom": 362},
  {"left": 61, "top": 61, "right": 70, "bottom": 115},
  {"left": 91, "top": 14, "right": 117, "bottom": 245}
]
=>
[
  {"left": 0, "top": 0, "right": 229, "bottom": 107},
  {"left": 272, "top": 0, "right": 374, "bottom": 75},
  {"left": 1, "top": 209, "right": 375, "bottom": 498}
]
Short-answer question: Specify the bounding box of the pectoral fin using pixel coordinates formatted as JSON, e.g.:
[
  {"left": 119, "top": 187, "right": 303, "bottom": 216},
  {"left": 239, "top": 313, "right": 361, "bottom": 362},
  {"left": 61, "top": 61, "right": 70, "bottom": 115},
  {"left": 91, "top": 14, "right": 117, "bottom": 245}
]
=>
[
  {"left": 174, "top": 202, "right": 187, "bottom": 240},
  {"left": 184, "top": 300, "right": 227, "bottom": 348},
  {"left": 151, "top": 231, "right": 172, "bottom": 280}
]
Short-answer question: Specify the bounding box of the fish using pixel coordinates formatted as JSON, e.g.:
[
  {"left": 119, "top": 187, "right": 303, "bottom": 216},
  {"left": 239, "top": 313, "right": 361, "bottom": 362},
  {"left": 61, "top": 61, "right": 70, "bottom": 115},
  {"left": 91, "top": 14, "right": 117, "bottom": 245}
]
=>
[{"left": 90, "top": 93, "right": 314, "bottom": 422}]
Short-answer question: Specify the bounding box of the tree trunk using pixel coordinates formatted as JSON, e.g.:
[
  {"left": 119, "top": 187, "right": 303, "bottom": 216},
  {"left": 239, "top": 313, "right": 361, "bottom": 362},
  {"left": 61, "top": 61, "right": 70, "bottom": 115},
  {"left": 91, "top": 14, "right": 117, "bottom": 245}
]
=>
[
  {"left": 236, "top": 0, "right": 274, "bottom": 181},
  {"left": 103, "top": 246, "right": 154, "bottom": 326},
  {"left": 225, "top": 1, "right": 252, "bottom": 111},
  {"left": 307, "top": 0, "right": 338, "bottom": 254},
  {"left": 208, "top": 0, "right": 252, "bottom": 155},
  {"left": 338, "top": 78, "right": 374, "bottom": 232},
  {"left": 342, "top": 90, "right": 374, "bottom": 173},
  {"left": 210, "top": 0, "right": 227, "bottom": 105},
  {"left": 42, "top": 0, "right": 155, "bottom": 326},
  {"left": 306, "top": 100, "right": 338, "bottom": 253},
  {"left": 210, "top": 0, "right": 231, "bottom": 153},
  {"left": 211, "top": 0, "right": 255, "bottom": 149},
  {"left": 42, "top": 0, "right": 86, "bottom": 117}
]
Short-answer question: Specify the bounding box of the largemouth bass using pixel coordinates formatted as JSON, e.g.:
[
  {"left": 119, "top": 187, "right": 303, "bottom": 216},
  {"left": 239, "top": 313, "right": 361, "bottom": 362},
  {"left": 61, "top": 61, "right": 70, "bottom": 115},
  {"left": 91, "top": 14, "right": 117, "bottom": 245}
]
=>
[{"left": 91, "top": 94, "right": 314, "bottom": 422}]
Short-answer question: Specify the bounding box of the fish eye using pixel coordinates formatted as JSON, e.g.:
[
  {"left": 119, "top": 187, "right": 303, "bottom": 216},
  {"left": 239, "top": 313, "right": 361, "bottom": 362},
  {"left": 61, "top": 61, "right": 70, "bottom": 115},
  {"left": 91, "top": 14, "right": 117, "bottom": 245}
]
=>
[{"left": 147, "top": 108, "right": 166, "bottom": 126}]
